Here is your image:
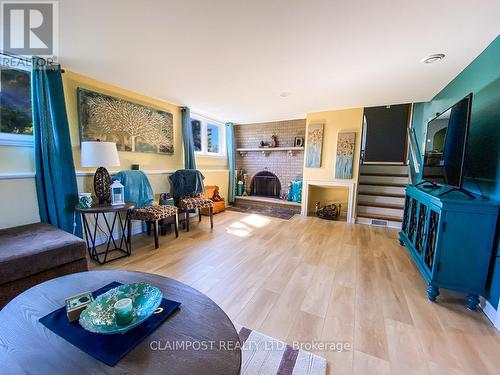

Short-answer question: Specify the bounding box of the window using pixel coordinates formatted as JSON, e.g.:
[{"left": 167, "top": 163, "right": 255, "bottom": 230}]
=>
[
  {"left": 191, "top": 115, "right": 225, "bottom": 157},
  {"left": 207, "top": 123, "right": 220, "bottom": 153},
  {"left": 0, "top": 62, "right": 33, "bottom": 146}
]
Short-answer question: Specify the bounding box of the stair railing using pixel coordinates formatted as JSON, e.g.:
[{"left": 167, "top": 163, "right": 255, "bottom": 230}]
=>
[{"left": 408, "top": 127, "right": 421, "bottom": 183}]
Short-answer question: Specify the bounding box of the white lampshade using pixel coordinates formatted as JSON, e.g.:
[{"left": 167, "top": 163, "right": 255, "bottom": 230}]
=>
[{"left": 80, "top": 141, "right": 120, "bottom": 167}]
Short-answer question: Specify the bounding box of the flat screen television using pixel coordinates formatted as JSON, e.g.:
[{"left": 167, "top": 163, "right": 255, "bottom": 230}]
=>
[{"left": 422, "top": 94, "right": 472, "bottom": 188}]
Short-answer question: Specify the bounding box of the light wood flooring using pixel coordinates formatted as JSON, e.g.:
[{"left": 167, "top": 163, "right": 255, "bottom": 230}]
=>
[{"left": 93, "top": 211, "right": 500, "bottom": 374}]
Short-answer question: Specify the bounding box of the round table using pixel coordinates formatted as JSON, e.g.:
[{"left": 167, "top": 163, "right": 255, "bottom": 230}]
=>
[{"left": 0, "top": 271, "right": 241, "bottom": 374}]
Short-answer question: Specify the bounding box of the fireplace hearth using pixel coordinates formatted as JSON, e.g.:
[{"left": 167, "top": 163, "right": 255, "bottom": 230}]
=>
[{"left": 250, "top": 171, "right": 281, "bottom": 198}]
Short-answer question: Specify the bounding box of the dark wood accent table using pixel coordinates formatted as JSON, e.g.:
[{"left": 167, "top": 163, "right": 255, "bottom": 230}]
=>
[
  {"left": 76, "top": 202, "right": 135, "bottom": 264},
  {"left": 0, "top": 270, "right": 242, "bottom": 374}
]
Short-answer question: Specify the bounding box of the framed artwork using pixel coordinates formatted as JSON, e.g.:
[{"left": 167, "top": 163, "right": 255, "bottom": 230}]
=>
[
  {"left": 335, "top": 132, "right": 356, "bottom": 179},
  {"left": 305, "top": 123, "right": 324, "bottom": 168},
  {"left": 77, "top": 88, "right": 174, "bottom": 154}
]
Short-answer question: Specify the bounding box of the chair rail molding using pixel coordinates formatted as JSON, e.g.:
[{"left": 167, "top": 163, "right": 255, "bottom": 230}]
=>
[
  {"left": 0, "top": 172, "right": 36, "bottom": 180},
  {"left": 301, "top": 180, "right": 356, "bottom": 223}
]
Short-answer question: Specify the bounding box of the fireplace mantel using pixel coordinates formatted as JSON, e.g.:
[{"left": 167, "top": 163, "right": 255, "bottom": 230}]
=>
[{"left": 237, "top": 146, "right": 304, "bottom": 157}]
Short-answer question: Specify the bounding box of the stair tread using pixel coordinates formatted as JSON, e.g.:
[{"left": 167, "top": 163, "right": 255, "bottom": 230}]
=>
[
  {"left": 359, "top": 182, "right": 406, "bottom": 187},
  {"left": 357, "top": 213, "right": 403, "bottom": 222},
  {"left": 358, "top": 192, "right": 406, "bottom": 198},
  {"left": 360, "top": 172, "right": 408, "bottom": 177},
  {"left": 357, "top": 202, "right": 404, "bottom": 210}
]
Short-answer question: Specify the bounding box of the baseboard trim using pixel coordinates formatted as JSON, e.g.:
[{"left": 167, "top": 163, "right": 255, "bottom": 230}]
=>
[{"left": 480, "top": 298, "right": 500, "bottom": 331}]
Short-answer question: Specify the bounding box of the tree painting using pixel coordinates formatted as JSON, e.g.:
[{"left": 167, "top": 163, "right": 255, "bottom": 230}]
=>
[{"left": 78, "top": 88, "right": 174, "bottom": 154}]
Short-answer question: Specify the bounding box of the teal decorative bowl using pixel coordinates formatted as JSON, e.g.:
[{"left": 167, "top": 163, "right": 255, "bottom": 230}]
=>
[{"left": 79, "top": 283, "right": 163, "bottom": 334}]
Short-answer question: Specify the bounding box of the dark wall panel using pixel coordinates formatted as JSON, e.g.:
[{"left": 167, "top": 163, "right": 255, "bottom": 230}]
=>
[{"left": 364, "top": 104, "right": 410, "bottom": 163}]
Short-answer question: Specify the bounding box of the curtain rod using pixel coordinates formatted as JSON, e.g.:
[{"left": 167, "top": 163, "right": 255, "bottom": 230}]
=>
[{"left": 0, "top": 51, "right": 65, "bottom": 72}]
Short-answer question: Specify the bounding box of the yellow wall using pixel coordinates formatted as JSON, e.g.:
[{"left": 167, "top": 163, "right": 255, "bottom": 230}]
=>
[
  {"left": 302, "top": 107, "right": 363, "bottom": 214},
  {"left": 304, "top": 107, "right": 364, "bottom": 183},
  {"left": 0, "top": 146, "right": 34, "bottom": 173},
  {"left": 0, "top": 70, "right": 229, "bottom": 229},
  {"left": 63, "top": 71, "right": 228, "bottom": 173},
  {"left": 64, "top": 71, "right": 183, "bottom": 173}
]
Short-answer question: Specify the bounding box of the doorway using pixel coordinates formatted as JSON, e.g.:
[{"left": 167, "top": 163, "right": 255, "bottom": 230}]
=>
[{"left": 361, "top": 104, "right": 411, "bottom": 164}]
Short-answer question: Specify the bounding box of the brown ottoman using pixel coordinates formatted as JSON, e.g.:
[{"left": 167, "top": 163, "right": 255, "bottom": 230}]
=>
[{"left": 0, "top": 223, "right": 88, "bottom": 308}]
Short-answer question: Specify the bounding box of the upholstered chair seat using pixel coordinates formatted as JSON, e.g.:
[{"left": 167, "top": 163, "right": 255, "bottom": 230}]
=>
[
  {"left": 130, "top": 205, "right": 178, "bottom": 222},
  {"left": 178, "top": 196, "right": 214, "bottom": 211}
]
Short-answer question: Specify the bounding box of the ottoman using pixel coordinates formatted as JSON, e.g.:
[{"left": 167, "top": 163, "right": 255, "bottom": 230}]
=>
[{"left": 0, "top": 223, "right": 88, "bottom": 308}]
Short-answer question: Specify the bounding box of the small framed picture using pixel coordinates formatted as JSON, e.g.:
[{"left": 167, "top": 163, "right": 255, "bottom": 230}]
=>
[{"left": 294, "top": 137, "right": 304, "bottom": 147}]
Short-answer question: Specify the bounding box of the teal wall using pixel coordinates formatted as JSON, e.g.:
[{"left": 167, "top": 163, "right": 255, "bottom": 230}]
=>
[{"left": 411, "top": 35, "right": 500, "bottom": 309}]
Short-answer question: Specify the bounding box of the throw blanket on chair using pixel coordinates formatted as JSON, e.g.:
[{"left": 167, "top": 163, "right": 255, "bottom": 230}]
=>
[
  {"left": 170, "top": 169, "right": 205, "bottom": 204},
  {"left": 114, "top": 170, "right": 154, "bottom": 208}
]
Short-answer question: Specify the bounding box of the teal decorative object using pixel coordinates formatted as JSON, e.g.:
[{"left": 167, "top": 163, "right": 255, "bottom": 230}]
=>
[
  {"left": 79, "top": 283, "right": 163, "bottom": 334},
  {"left": 78, "top": 193, "right": 92, "bottom": 208},
  {"left": 292, "top": 180, "right": 302, "bottom": 203},
  {"left": 237, "top": 181, "right": 244, "bottom": 196},
  {"left": 114, "top": 298, "right": 133, "bottom": 325}
]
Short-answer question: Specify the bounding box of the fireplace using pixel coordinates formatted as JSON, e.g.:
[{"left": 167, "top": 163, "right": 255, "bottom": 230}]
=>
[{"left": 250, "top": 171, "right": 281, "bottom": 198}]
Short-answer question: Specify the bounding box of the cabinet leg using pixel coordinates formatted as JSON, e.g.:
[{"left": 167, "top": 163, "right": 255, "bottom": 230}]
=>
[
  {"left": 427, "top": 285, "right": 439, "bottom": 302},
  {"left": 466, "top": 294, "right": 480, "bottom": 311}
]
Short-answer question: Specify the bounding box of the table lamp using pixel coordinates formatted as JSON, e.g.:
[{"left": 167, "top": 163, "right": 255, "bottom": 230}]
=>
[{"left": 81, "top": 141, "right": 120, "bottom": 204}]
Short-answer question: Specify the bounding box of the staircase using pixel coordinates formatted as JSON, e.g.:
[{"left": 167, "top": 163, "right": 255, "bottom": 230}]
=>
[{"left": 356, "top": 164, "right": 409, "bottom": 228}]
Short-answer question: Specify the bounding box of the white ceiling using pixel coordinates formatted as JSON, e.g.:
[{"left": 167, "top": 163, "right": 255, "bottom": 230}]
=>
[{"left": 59, "top": 0, "right": 500, "bottom": 123}]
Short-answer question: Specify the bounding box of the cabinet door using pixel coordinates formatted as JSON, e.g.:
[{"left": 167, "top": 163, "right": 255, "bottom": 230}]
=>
[
  {"left": 423, "top": 209, "right": 440, "bottom": 273},
  {"left": 415, "top": 203, "right": 428, "bottom": 256},
  {"left": 407, "top": 198, "right": 418, "bottom": 243},
  {"left": 401, "top": 195, "right": 411, "bottom": 235}
]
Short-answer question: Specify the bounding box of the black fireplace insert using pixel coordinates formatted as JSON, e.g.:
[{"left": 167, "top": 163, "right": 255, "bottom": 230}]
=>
[{"left": 250, "top": 171, "right": 281, "bottom": 197}]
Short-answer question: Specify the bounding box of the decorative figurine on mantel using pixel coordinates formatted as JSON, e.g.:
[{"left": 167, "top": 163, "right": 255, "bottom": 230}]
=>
[
  {"left": 271, "top": 135, "right": 278, "bottom": 148},
  {"left": 259, "top": 135, "right": 278, "bottom": 148}
]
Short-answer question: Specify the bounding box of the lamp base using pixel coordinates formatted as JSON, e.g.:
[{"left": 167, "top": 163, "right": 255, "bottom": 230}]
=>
[{"left": 94, "top": 166, "right": 111, "bottom": 204}]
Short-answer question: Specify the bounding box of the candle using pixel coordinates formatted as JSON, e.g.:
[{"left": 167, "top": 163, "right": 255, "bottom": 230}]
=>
[{"left": 114, "top": 298, "right": 133, "bottom": 325}]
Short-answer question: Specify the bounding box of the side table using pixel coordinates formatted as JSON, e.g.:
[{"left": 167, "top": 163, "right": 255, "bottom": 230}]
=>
[{"left": 75, "top": 202, "right": 136, "bottom": 264}]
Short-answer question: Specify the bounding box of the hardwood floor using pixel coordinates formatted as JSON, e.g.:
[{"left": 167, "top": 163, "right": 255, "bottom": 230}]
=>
[{"left": 92, "top": 211, "right": 500, "bottom": 374}]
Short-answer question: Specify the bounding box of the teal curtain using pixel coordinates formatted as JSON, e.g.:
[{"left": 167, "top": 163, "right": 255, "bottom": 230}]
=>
[
  {"left": 181, "top": 107, "right": 196, "bottom": 169},
  {"left": 32, "top": 57, "right": 81, "bottom": 237},
  {"left": 226, "top": 122, "right": 236, "bottom": 203}
]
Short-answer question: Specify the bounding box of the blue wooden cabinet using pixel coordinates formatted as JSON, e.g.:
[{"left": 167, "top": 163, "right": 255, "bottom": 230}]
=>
[{"left": 399, "top": 185, "right": 499, "bottom": 310}]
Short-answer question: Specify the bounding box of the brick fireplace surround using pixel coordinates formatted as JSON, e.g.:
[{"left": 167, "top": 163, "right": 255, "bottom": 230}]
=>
[{"left": 234, "top": 119, "right": 306, "bottom": 197}]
